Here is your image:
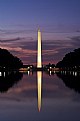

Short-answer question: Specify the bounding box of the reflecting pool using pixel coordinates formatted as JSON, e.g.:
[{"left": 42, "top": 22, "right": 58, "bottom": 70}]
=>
[{"left": 0, "top": 71, "right": 80, "bottom": 121}]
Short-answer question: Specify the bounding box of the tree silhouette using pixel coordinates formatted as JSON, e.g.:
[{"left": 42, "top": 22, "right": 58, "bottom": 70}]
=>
[
  {"left": 56, "top": 48, "right": 80, "bottom": 70},
  {"left": 0, "top": 48, "right": 23, "bottom": 70}
]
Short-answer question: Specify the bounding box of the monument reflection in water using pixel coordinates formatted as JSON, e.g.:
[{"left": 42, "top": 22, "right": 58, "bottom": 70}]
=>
[{"left": 37, "top": 71, "right": 42, "bottom": 112}]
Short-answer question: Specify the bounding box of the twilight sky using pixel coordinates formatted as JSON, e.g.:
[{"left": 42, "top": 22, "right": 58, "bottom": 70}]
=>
[{"left": 0, "top": 0, "right": 80, "bottom": 65}]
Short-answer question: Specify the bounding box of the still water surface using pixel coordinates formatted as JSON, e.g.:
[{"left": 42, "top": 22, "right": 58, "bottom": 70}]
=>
[{"left": 0, "top": 71, "right": 80, "bottom": 121}]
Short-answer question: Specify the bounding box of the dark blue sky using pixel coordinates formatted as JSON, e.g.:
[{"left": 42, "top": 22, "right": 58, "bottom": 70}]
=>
[
  {"left": 0, "top": 0, "right": 80, "bottom": 31},
  {"left": 0, "top": 0, "right": 80, "bottom": 64}
]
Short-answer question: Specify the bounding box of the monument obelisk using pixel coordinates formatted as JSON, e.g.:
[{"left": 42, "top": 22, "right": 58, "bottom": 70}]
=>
[{"left": 37, "top": 29, "right": 42, "bottom": 68}]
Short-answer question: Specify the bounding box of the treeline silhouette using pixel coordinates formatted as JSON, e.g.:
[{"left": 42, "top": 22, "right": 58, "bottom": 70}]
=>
[
  {"left": 56, "top": 48, "right": 80, "bottom": 70},
  {"left": 0, "top": 71, "right": 23, "bottom": 93},
  {"left": 0, "top": 48, "right": 23, "bottom": 70},
  {"left": 57, "top": 72, "right": 80, "bottom": 93}
]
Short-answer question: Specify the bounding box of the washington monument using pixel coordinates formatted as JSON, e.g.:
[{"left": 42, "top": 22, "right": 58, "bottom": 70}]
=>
[{"left": 37, "top": 29, "right": 42, "bottom": 68}]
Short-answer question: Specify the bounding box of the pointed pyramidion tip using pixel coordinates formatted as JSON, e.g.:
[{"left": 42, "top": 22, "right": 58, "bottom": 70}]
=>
[{"left": 38, "top": 28, "right": 40, "bottom": 32}]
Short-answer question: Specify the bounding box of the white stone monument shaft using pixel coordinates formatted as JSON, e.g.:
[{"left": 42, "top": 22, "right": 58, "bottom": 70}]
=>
[{"left": 37, "top": 29, "right": 42, "bottom": 68}]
